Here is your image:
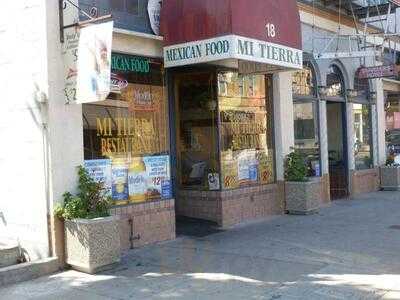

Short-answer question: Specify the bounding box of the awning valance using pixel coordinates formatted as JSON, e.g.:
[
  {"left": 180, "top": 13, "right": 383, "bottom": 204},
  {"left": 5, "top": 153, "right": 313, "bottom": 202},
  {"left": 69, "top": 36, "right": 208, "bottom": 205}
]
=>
[{"left": 161, "top": 0, "right": 303, "bottom": 70}]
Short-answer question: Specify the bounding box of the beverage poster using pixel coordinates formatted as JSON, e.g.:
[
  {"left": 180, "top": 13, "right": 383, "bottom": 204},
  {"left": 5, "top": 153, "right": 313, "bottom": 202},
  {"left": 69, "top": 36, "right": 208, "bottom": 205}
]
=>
[
  {"left": 84, "top": 159, "right": 112, "bottom": 196},
  {"left": 143, "top": 155, "right": 171, "bottom": 199},
  {"left": 237, "top": 150, "right": 258, "bottom": 183}
]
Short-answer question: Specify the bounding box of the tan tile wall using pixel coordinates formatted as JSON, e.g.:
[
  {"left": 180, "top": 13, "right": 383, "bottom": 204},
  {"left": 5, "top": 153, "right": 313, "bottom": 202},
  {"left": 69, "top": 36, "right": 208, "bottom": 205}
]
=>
[
  {"left": 176, "top": 184, "right": 285, "bottom": 228},
  {"left": 110, "top": 199, "right": 176, "bottom": 251},
  {"left": 350, "top": 168, "right": 380, "bottom": 196}
]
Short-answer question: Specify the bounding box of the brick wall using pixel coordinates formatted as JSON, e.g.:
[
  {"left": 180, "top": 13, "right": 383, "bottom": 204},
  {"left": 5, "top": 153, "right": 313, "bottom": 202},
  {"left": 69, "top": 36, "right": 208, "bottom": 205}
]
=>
[
  {"left": 110, "top": 199, "right": 176, "bottom": 251},
  {"left": 176, "top": 183, "right": 285, "bottom": 228},
  {"left": 350, "top": 168, "right": 380, "bottom": 196}
]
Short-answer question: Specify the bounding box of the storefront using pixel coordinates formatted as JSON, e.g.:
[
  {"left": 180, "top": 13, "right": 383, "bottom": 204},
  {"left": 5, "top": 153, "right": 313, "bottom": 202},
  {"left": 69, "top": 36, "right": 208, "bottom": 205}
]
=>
[{"left": 162, "top": 0, "right": 303, "bottom": 227}]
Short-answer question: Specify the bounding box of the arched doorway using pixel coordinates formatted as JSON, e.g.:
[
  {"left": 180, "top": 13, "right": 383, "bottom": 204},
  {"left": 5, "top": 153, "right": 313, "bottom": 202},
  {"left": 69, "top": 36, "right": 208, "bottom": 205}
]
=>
[{"left": 323, "top": 65, "right": 349, "bottom": 199}]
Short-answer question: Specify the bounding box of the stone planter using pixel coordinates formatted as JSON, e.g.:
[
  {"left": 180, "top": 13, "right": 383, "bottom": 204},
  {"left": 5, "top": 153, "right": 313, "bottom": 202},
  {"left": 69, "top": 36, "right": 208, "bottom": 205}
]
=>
[
  {"left": 380, "top": 166, "right": 400, "bottom": 191},
  {"left": 0, "top": 240, "right": 20, "bottom": 268},
  {"left": 65, "top": 216, "right": 121, "bottom": 274},
  {"left": 285, "top": 177, "right": 322, "bottom": 215}
]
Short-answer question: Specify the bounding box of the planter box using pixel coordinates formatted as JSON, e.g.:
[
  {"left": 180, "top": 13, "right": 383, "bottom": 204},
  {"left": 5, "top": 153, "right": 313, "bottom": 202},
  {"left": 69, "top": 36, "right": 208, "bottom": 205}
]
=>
[
  {"left": 0, "top": 240, "right": 19, "bottom": 268},
  {"left": 65, "top": 216, "right": 121, "bottom": 274},
  {"left": 285, "top": 178, "right": 322, "bottom": 215},
  {"left": 381, "top": 166, "right": 400, "bottom": 191}
]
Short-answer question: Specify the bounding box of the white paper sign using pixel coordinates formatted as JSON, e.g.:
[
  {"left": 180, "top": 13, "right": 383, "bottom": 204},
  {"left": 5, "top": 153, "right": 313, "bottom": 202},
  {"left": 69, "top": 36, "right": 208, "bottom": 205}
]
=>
[
  {"left": 76, "top": 21, "right": 113, "bottom": 103},
  {"left": 148, "top": 0, "right": 162, "bottom": 35}
]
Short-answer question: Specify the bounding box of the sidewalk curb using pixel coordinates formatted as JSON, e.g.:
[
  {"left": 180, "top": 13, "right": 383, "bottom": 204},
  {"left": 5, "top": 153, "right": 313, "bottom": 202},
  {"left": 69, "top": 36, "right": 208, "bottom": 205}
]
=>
[{"left": 0, "top": 257, "right": 59, "bottom": 287}]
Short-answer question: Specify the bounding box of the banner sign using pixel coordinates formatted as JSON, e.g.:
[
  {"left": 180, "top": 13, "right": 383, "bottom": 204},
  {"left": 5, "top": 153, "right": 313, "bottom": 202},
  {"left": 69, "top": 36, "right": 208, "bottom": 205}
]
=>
[
  {"left": 76, "top": 21, "right": 114, "bottom": 103},
  {"left": 84, "top": 159, "right": 112, "bottom": 196},
  {"left": 164, "top": 35, "right": 303, "bottom": 70},
  {"left": 357, "top": 65, "right": 399, "bottom": 79}
]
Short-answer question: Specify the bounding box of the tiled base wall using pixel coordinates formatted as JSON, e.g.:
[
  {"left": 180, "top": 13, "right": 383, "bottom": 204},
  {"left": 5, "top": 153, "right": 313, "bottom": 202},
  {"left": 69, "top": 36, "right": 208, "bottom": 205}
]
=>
[
  {"left": 177, "top": 183, "right": 285, "bottom": 228},
  {"left": 350, "top": 168, "right": 380, "bottom": 196},
  {"left": 320, "top": 174, "right": 331, "bottom": 204},
  {"left": 110, "top": 199, "right": 176, "bottom": 251}
]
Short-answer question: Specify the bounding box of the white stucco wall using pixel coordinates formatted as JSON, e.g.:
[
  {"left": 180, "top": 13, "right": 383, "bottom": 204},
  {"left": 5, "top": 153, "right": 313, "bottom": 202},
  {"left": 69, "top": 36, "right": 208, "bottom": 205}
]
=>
[
  {"left": 274, "top": 72, "right": 295, "bottom": 181},
  {"left": 0, "top": 1, "right": 51, "bottom": 260}
]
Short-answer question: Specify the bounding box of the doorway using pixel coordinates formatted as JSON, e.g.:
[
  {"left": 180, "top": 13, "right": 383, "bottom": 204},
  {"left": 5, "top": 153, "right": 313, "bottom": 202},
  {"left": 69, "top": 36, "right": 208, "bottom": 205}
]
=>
[{"left": 326, "top": 102, "right": 348, "bottom": 199}]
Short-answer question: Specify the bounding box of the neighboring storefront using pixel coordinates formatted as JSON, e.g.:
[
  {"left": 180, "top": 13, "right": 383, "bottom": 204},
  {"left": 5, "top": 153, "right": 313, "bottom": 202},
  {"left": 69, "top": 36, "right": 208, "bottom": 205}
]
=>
[{"left": 383, "top": 79, "right": 400, "bottom": 161}]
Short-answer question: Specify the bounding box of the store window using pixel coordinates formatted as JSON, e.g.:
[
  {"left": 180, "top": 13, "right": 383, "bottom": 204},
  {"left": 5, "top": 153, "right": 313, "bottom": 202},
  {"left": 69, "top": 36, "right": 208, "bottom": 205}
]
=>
[
  {"left": 352, "top": 75, "right": 372, "bottom": 170},
  {"left": 219, "top": 72, "right": 275, "bottom": 190},
  {"left": 82, "top": 53, "right": 171, "bottom": 205},
  {"left": 385, "top": 92, "right": 400, "bottom": 159},
  {"left": 292, "top": 63, "right": 321, "bottom": 176}
]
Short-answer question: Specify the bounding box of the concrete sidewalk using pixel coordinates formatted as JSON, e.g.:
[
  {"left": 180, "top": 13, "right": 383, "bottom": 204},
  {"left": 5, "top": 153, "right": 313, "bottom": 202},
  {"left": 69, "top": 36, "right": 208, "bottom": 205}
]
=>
[{"left": 2, "top": 191, "right": 400, "bottom": 299}]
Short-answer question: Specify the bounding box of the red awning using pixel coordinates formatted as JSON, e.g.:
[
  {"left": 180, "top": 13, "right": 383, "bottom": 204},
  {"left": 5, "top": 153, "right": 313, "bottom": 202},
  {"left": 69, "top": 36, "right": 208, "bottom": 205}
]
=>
[{"left": 161, "top": 0, "right": 302, "bottom": 70}]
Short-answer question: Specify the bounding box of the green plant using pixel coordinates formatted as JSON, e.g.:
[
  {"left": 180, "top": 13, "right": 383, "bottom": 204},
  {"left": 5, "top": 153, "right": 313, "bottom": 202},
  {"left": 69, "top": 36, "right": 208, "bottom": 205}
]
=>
[
  {"left": 54, "top": 166, "right": 112, "bottom": 220},
  {"left": 285, "top": 151, "right": 308, "bottom": 182}
]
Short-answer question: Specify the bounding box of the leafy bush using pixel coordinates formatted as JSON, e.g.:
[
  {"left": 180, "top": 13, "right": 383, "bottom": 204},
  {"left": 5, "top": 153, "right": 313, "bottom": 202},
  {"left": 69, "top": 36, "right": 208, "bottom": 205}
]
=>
[
  {"left": 54, "top": 166, "right": 111, "bottom": 220},
  {"left": 285, "top": 151, "right": 308, "bottom": 182}
]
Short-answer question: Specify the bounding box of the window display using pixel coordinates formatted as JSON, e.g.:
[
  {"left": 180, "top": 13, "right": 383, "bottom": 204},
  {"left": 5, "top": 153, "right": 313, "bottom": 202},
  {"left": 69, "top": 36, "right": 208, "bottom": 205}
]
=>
[
  {"left": 353, "top": 103, "right": 372, "bottom": 170},
  {"left": 218, "top": 73, "right": 275, "bottom": 189},
  {"left": 83, "top": 53, "right": 171, "bottom": 205}
]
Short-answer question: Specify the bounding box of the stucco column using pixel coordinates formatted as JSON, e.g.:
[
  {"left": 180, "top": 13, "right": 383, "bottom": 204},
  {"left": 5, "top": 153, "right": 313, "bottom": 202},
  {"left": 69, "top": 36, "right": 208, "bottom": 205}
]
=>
[
  {"left": 346, "top": 102, "right": 355, "bottom": 171},
  {"left": 273, "top": 72, "right": 295, "bottom": 181},
  {"left": 374, "top": 78, "right": 386, "bottom": 166},
  {"left": 319, "top": 100, "right": 329, "bottom": 175}
]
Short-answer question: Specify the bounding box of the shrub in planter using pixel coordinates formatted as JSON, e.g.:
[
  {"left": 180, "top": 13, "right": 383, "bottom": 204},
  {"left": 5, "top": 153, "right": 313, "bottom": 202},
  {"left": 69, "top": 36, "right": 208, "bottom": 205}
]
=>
[
  {"left": 381, "top": 156, "right": 400, "bottom": 191},
  {"left": 55, "top": 166, "right": 120, "bottom": 274},
  {"left": 284, "top": 151, "right": 321, "bottom": 215}
]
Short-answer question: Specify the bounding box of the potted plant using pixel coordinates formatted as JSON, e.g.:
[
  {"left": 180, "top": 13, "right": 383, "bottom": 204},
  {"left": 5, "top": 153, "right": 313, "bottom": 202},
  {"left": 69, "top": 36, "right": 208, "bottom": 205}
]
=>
[
  {"left": 55, "top": 166, "right": 120, "bottom": 274},
  {"left": 380, "top": 156, "right": 400, "bottom": 191},
  {"left": 284, "top": 151, "right": 321, "bottom": 215}
]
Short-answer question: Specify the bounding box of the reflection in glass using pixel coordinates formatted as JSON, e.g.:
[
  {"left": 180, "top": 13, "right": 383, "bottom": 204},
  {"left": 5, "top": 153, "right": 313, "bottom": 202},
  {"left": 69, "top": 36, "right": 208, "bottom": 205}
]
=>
[
  {"left": 292, "top": 64, "right": 315, "bottom": 96},
  {"left": 175, "top": 73, "right": 219, "bottom": 190},
  {"left": 218, "top": 73, "right": 275, "bottom": 189},
  {"left": 326, "top": 65, "right": 344, "bottom": 97},
  {"left": 353, "top": 103, "right": 372, "bottom": 170},
  {"left": 293, "top": 102, "right": 320, "bottom": 176}
]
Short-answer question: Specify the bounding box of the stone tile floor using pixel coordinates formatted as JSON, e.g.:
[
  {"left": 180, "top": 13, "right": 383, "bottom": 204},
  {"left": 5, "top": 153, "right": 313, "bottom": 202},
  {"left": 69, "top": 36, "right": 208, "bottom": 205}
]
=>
[{"left": 2, "top": 191, "right": 400, "bottom": 299}]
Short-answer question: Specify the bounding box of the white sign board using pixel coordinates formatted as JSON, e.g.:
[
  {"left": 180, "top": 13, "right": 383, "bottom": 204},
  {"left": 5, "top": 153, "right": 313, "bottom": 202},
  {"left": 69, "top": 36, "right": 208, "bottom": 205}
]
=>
[
  {"left": 76, "top": 21, "right": 113, "bottom": 103},
  {"left": 164, "top": 34, "right": 303, "bottom": 70}
]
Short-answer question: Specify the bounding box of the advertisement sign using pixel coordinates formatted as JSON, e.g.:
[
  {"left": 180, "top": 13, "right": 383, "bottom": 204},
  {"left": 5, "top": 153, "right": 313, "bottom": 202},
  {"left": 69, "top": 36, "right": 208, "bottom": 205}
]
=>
[
  {"left": 84, "top": 159, "right": 112, "bottom": 196},
  {"left": 111, "top": 158, "right": 129, "bottom": 204},
  {"left": 147, "top": 0, "right": 162, "bottom": 35},
  {"left": 357, "top": 65, "right": 399, "bottom": 79},
  {"left": 76, "top": 21, "right": 114, "bottom": 103},
  {"left": 238, "top": 150, "right": 258, "bottom": 183},
  {"left": 143, "top": 155, "right": 171, "bottom": 200}
]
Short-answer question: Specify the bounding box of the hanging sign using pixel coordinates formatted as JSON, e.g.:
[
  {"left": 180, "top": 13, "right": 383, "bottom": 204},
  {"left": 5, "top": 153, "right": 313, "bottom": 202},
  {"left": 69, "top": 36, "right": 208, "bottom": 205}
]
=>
[
  {"left": 147, "top": 0, "right": 162, "bottom": 35},
  {"left": 357, "top": 65, "right": 399, "bottom": 79},
  {"left": 75, "top": 21, "right": 114, "bottom": 103}
]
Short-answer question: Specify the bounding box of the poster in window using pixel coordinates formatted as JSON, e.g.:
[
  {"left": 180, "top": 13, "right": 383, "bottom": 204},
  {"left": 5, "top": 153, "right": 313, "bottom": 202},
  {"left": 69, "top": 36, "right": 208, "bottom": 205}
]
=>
[{"left": 84, "top": 159, "right": 112, "bottom": 196}]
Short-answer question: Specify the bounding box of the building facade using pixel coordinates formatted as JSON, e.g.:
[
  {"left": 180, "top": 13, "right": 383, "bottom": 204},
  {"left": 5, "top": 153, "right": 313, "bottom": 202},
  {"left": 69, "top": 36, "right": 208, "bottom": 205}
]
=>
[{"left": 0, "top": 0, "right": 399, "bottom": 265}]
